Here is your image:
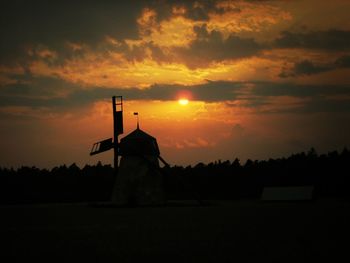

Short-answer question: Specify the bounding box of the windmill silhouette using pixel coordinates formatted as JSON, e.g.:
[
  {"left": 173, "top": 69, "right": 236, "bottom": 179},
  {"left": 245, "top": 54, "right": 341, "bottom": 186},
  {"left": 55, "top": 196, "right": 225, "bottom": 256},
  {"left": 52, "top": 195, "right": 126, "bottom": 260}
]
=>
[{"left": 90, "top": 96, "right": 170, "bottom": 205}]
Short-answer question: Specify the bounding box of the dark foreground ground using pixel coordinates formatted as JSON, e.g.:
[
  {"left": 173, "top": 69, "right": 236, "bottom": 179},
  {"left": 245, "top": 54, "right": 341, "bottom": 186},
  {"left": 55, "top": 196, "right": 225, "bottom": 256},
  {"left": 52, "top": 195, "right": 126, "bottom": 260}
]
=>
[{"left": 1, "top": 199, "right": 349, "bottom": 262}]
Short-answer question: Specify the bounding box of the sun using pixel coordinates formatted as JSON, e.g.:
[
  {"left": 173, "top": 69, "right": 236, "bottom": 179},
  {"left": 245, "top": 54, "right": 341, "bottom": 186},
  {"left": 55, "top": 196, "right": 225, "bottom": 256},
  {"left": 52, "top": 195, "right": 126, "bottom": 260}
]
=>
[{"left": 178, "top": 98, "right": 189, "bottom": 105}]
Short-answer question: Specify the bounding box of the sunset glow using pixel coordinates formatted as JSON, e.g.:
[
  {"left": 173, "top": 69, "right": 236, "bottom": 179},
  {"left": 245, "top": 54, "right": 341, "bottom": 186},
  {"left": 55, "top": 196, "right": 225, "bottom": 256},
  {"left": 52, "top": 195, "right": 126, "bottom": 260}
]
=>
[
  {"left": 178, "top": 99, "right": 189, "bottom": 105},
  {"left": 1, "top": 1, "right": 350, "bottom": 168}
]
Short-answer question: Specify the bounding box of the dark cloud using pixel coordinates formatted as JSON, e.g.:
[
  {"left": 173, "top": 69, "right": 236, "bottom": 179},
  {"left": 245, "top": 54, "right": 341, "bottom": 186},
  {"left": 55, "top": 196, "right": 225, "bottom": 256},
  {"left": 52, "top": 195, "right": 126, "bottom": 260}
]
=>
[
  {"left": 335, "top": 55, "right": 350, "bottom": 68},
  {"left": 279, "top": 60, "right": 332, "bottom": 78},
  {"left": 252, "top": 82, "right": 350, "bottom": 98},
  {"left": 279, "top": 55, "right": 350, "bottom": 78},
  {"left": 175, "top": 25, "right": 263, "bottom": 68},
  {"left": 0, "top": 76, "right": 82, "bottom": 108},
  {"left": 2, "top": 75, "right": 350, "bottom": 115},
  {"left": 274, "top": 30, "right": 350, "bottom": 51},
  {"left": 293, "top": 60, "right": 331, "bottom": 75},
  {"left": 0, "top": 78, "right": 244, "bottom": 109},
  {"left": 259, "top": 97, "right": 350, "bottom": 114},
  {"left": 298, "top": 97, "right": 350, "bottom": 113},
  {"left": 0, "top": 1, "right": 147, "bottom": 64},
  {"left": 1, "top": 74, "right": 77, "bottom": 96},
  {"left": 247, "top": 82, "right": 350, "bottom": 114}
]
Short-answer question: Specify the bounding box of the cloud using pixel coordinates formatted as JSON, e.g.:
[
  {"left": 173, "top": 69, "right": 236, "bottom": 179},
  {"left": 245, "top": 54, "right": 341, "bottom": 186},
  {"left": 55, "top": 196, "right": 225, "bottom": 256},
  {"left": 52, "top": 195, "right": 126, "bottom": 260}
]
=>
[
  {"left": 174, "top": 25, "right": 263, "bottom": 68},
  {"left": 0, "top": 1, "right": 145, "bottom": 63},
  {"left": 207, "top": 0, "right": 292, "bottom": 35},
  {"left": 1, "top": 0, "right": 292, "bottom": 71},
  {"left": 252, "top": 82, "right": 350, "bottom": 98},
  {"left": 297, "top": 97, "right": 350, "bottom": 114},
  {"left": 122, "top": 0, "right": 289, "bottom": 67},
  {"left": 335, "top": 55, "right": 350, "bottom": 68},
  {"left": 2, "top": 76, "right": 350, "bottom": 116},
  {"left": 279, "top": 60, "right": 332, "bottom": 78},
  {"left": 274, "top": 30, "right": 350, "bottom": 51},
  {"left": 0, "top": 78, "right": 245, "bottom": 109},
  {"left": 0, "top": 0, "right": 294, "bottom": 88},
  {"left": 136, "top": 8, "right": 198, "bottom": 48},
  {"left": 279, "top": 56, "right": 350, "bottom": 78},
  {"left": 293, "top": 60, "right": 331, "bottom": 75},
  {"left": 257, "top": 97, "right": 350, "bottom": 114}
]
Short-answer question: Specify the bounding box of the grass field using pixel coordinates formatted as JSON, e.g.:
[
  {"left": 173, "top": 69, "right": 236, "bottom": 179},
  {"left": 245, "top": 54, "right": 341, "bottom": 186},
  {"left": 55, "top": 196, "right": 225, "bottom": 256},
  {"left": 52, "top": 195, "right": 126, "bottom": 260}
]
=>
[{"left": 1, "top": 199, "right": 349, "bottom": 262}]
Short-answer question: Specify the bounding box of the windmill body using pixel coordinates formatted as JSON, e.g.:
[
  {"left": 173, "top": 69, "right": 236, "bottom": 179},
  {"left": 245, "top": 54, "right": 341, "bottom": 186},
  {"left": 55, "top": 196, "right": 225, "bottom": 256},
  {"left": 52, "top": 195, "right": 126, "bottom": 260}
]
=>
[
  {"left": 90, "top": 96, "right": 166, "bottom": 206},
  {"left": 111, "top": 128, "right": 165, "bottom": 205}
]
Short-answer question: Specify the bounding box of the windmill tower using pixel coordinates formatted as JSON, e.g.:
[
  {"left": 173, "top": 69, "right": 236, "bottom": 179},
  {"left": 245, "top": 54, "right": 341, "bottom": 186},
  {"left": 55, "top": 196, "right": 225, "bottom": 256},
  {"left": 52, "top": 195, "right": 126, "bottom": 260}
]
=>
[
  {"left": 90, "top": 96, "right": 167, "bottom": 206},
  {"left": 111, "top": 125, "right": 165, "bottom": 205}
]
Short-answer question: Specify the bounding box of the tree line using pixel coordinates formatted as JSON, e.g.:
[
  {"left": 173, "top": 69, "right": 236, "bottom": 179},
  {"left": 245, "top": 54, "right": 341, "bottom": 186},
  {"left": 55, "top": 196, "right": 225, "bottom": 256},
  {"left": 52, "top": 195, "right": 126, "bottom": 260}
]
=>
[{"left": 0, "top": 148, "right": 349, "bottom": 204}]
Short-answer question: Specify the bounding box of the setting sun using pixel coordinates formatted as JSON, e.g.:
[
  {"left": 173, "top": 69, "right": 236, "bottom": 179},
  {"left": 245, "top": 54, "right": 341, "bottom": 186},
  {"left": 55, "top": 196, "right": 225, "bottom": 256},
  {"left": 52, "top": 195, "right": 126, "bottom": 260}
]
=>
[{"left": 178, "top": 98, "right": 189, "bottom": 105}]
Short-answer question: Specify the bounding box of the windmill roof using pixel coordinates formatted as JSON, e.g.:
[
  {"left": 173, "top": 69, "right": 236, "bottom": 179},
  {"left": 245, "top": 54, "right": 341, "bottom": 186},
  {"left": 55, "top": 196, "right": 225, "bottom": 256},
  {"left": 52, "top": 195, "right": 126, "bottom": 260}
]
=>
[
  {"left": 119, "top": 128, "right": 160, "bottom": 156},
  {"left": 120, "top": 128, "right": 156, "bottom": 141}
]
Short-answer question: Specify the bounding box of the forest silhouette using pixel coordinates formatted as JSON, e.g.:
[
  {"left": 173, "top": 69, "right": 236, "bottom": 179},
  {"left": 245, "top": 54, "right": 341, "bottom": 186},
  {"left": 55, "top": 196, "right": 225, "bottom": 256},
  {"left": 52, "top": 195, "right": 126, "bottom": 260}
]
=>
[{"left": 1, "top": 147, "right": 349, "bottom": 204}]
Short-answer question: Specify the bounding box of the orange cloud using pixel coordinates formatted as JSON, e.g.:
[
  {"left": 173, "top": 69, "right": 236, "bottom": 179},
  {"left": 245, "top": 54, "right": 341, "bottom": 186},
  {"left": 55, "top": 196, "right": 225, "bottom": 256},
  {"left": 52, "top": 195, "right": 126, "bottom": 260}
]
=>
[
  {"left": 24, "top": 51, "right": 302, "bottom": 88},
  {"left": 207, "top": 1, "right": 292, "bottom": 37},
  {"left": 137, "top": 7, "right": 198, "bottom": 48},
  {"left": 137, "top": 8, "right": 158, "bottom": 35},
  {"left": 172, "top": 5, "right": 187, "bottom": 16},
  {"left": 28, "top": 52, "right": 246, "bottom": 88}
]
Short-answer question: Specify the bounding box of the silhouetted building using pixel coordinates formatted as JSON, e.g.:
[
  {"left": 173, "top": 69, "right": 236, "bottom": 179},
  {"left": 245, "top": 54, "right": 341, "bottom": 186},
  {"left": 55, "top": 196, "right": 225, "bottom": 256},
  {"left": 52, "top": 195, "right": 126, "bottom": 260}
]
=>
[{"left": 111, "top": 127, "right": 165, "bottom": 205}]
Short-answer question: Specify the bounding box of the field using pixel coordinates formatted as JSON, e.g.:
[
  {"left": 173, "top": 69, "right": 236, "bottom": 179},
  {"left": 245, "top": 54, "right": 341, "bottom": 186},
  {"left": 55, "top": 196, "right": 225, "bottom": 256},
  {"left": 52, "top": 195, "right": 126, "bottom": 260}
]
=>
[{"left": 1, "top": 199, "right": 349, "bottom": 262}]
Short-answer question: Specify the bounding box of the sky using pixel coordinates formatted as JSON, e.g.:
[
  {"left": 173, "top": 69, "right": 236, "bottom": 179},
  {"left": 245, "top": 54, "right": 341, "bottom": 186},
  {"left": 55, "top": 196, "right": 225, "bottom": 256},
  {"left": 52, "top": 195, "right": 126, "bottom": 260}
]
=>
[{"left": 1, "top": 0, "right": 350, "bottom": 168}]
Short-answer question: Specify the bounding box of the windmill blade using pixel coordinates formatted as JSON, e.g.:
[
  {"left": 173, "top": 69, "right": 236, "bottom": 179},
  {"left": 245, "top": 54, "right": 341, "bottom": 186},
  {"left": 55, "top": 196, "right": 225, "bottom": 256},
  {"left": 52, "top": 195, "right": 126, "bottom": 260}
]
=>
[{"left": 90, "top": 138, "right": 114, "bottom": 155}]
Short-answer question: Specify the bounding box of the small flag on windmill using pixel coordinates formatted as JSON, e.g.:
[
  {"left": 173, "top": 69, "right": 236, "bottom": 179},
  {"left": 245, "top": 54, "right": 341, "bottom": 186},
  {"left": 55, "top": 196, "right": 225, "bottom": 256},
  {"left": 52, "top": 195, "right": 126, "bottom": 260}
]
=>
[{"left": 134, "top": 112, "right": 139, "bottom": 129}]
